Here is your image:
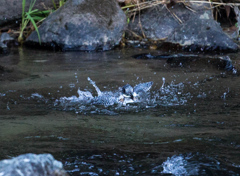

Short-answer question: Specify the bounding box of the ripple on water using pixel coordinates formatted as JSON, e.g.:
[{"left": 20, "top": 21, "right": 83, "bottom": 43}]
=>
[{"left": 61, "top": 152, "right": 240, "bottom": 175}]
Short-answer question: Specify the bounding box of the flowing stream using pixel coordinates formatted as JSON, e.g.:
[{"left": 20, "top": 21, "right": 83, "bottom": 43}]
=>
[{"left": 0, "top": 47, "right": 240, "bottom": 175}]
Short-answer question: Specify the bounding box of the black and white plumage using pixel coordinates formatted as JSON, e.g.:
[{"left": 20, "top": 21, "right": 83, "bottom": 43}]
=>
[
  {"left": 122, "top": 84, "right": 134, "bottom": 98},
  {"left": 120, "top": 81, "right": 153, "bottom": 104}
]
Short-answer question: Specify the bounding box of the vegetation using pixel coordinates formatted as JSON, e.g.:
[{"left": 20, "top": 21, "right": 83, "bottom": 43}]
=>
[
  {"left": 52, "top": 0, "right": 67, "bottom": 9},
  {"left": 18, "top": 0, "right": 67, "bottom": 44},
  {"left": 18, "top": 0, "right": 52, "bottom": 44},
  {"left": 121, "top": 0, "right": 240, "bottom": 16}
]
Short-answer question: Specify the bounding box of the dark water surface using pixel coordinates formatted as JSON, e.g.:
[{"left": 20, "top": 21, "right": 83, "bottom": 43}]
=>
[{"left": 0, "top": 47, "right": 240, "bottom": 175}]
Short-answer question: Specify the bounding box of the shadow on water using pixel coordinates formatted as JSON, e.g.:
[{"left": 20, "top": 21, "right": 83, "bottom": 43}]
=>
[{"left": 0, "top": 47, "right": 240, "bottom": 175}]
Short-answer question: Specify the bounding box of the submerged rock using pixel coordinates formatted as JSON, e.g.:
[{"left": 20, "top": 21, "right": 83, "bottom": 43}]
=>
[
  {"left": 26, "top": 0, "right": 126, "bottom": 51},
  {"left": 0, "top": 153, "right": 68, "bottom": 176}
]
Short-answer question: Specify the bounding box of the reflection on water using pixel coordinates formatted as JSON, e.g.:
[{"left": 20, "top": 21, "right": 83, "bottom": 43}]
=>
[{"left": 0, "top": 47, "right": 240, "bottom": 175}]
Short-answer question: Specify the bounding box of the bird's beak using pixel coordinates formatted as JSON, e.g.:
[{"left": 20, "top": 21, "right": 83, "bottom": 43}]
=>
[
  {"left": 119, "top": 98, "right": 124, "bottom": 102},
  {"left": 118, "top": 94, "right": 125, "bottom": 102}
]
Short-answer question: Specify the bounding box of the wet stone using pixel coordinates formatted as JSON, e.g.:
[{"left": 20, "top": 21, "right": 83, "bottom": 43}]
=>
[
  {"left": 0, "top": 153, "right": 68, "bottom": 176},
  {"left": 26, "top": 0, "right": 127, "bottom": 51}
]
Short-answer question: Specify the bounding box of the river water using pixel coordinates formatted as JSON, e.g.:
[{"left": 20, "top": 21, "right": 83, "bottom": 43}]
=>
[{"left": 0, "top": 47, "right": 240, "bottom": 175}]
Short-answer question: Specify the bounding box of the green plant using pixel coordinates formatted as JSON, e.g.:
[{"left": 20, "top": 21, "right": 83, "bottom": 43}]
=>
[
  {"left": 18, "top": 0, "right": 51, "bottom": 44},
  {"left": 52, "top": 0, "right": 67, "bottom": 9},
  {"left": 59, "top": 0, "right": 66, "bottom": 7}
]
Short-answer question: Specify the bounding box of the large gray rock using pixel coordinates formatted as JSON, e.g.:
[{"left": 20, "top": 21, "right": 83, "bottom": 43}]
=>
[
  {"left": 0, "top": 0, "right": 54, "bottom": 27},
  {"left": 166, "top": 16, "right": 239, "bottom": 51},
  {"left": 128, "top": 3, "right": 212, "bottom": 40},
  {"left": 127, "top": 2, "right": 238, "bottom": 51},
  {"left": 0, "top": 153, "right": 68, "bottom": 176},
  {"left": 26, "top": 0, "right": 127, "bottom": 51}
]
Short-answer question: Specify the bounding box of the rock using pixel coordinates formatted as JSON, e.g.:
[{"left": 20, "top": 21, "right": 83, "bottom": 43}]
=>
[
  {"left": 127, "top": 3, "right": 211, "bottom": 40},
  {"left": 166, "top": 15, "right": 239, "bottom": 51},
  {"left": 127, "top": 4, "right": 179, "bottom": 40},
  {"left": 0, "top": 32, "right": 14, "bottom": 54},
  {"left": 0, "top": 32, "right": 14, "bottom": 43},
  {"left": 0, "top": 153, "right": 68, "bottom": 176},
  {"left": 26, "top": 0, "right": 127, "bottom": 51},
  {"left": 0, "top": 42, "right": 8, "bottom": 54},
  {"left": 127, "top": 2, "right": 238, "bottom": 51},
  {"left": 0, "top": 0, "right": 54, "bottom": 27}
]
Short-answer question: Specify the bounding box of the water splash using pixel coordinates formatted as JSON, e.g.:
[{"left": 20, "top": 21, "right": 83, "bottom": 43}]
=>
[
  {"left": 31, "top": 93, "right": 44, "bottom": 99},
  {"left": 232, "top": 67, "right": 237, "bottom": 74},
  {"left": 88, "top": 77, "right": 102, "bottom": 97},
  {"left": 54, "top": 77, "right": 190, "bottom": 115},
  {"left": 161, "top": 155, "right": 191, "bottom": 175},
  {"left": 156, "top": 81, "right": 190, "bottom": 106}
]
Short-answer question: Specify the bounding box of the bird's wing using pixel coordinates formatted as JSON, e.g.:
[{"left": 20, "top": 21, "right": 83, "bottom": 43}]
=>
[{"left": 133, "top": 81, "right": 153, "bottom": 93}]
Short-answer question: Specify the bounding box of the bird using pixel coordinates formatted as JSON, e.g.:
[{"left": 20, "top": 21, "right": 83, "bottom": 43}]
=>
[
  {"left": 132, "top": 81, "right": 153, "bottom": 102},
  {"left": 122, "top": 84, "right": 134, "bottom": 98},
  {"left": 119, "top": 84, "right": 134, "bottom": 105},
  {"left": 119, "top": 81, "right": 153, "bottom": 104}
]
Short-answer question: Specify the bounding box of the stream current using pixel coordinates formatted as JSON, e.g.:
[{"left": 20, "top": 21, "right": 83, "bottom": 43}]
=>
[{"left": 0, "top": 47, "right": 240, "bottom": 175}]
